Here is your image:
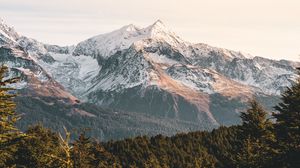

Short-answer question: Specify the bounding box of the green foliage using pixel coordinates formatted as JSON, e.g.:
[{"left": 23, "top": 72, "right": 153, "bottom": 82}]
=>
[
  {"left": 235, "top": 100, "right": 277, "bottom": 168},
  {"left": 72, "top": 133, "right": 94, "bottom": 168},
  {"left": 1, "top": 66, "right": 300, "bottom": 167},
  {"left": 13, "top": 125, "right": 63, "bottom": 167},
  {"left": 72, "top": 132, "right": 121, "bottom": 168},
  {"left": 0, "top": 66, "right": 20, "bottom": 142},
  {"left": 55, "top": 127, "right": 73, "bottom": 168},
  {"left": 103, "top": 133, "right": 221, "bottom": 167},
  {"left": 202, "top": 126, "right": 240, "bottom": 168},
  {"left": 0, "top": 65, "right": 22, "bottom": 167},
  {"left": 240, "top": 100, "right": 273, "bottom": 139},
  {"left": 273, "top": 67, "right": 300, "bottom": 167}
]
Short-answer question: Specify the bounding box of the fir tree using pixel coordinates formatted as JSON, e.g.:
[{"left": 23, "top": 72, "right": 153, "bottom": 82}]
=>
[
  {"left": 72, "top": 132, "right": 95, "bottom": 168},
  {"left": 273, "top": 67, "right": 300, "bottom": 167},
  {"left": 14, "top": 125, "right": 62, "bottom": 168},
  {"left": 240, "top": 100, "right": 274, "bottom": 140},
  {"left": 235, "top": 100, "right": 277, "bottom": 168},
  {"left": 0, "top": 65, "right": 21, "bottom": 167},
  {"left": 55, "top": 127, "right": 73, "bottom": 168},
  {"left": 43, "top": 127, "right": 73, "bottom": 168},
  {"left": 92, "top": 142, "right": 121, "bottom": 167}
]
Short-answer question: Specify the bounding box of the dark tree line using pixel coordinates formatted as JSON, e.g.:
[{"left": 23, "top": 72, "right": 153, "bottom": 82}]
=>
[{"left": 0, "top": 65, "right": 300, "bottom": 168}]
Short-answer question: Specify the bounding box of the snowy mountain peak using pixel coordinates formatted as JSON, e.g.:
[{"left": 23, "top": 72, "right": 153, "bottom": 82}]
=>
[
  {"left": 0, "top": 18, "right": 8, "bottom": 27},
  {"left": 144, "top": 20, "right": 184, "bottom": 44},
  {"left": 146, "top": 20, "right": 169, "bottom": 34},
  {"left": 0, "top": 18, "right": 19, "bottom": 43},
  {"left": 119, "top": 24, "right": 140, "bottom": 32},
  {"left": 2, "top": 19, "right": 299, "bottom": 133},
  {"left": 149, "top": 19, "right": 167, "bottom": 30},
  {"left": 154, "top": 19, "right": 164, "bottom": 25},
  {"left": 73, "top": 20, "right": 186, "bottom": 58}
]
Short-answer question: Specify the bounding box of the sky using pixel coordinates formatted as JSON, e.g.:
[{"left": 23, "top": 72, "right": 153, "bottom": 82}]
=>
[{"left": 0, "top": 0, "right": 299, "bottom": 61}]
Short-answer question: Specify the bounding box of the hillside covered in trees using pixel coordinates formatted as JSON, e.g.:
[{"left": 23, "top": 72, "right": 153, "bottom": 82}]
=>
[{"left": 0, "top": 65, "right": 300, "bottom": 168}]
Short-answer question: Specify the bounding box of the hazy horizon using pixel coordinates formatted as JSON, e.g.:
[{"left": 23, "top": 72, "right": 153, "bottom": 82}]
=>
[{"left": 1, "top": 0, "right": 299, "bottom": 61}]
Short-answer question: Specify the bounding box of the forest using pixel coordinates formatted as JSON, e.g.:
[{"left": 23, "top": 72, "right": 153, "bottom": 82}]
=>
[{"left": 0, "top": 65, "right": 300, "bottom": 168}]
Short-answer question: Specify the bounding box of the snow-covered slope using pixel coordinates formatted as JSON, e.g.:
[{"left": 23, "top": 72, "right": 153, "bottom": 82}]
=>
[
  {"left": 73, "top": 20, "right": 187, "bottom": 59},
  {"left": 1, "top": 18, "right": 299, "bottom": 134},
  {"left": 0, "top": 18, "right": 19, "bottom": 44}
]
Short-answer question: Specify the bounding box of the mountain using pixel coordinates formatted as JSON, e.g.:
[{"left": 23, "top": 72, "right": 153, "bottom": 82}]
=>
[{"left": 0, "top": 18, "right": 298, "bottom": 140}]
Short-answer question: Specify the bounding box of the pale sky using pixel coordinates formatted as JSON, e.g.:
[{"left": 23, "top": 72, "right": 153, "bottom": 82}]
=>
[{"left": 0, "top": 0, "right": 299, "bottom": 61}]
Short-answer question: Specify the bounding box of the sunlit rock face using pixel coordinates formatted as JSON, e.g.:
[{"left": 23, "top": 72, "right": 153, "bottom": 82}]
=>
[{"left": 0, "top": 19, "right": 298, "bottom": 140}]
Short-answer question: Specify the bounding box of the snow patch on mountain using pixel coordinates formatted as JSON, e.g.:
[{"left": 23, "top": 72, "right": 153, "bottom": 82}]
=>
[
  {"left": 145, "top": 53, "right": 178, "bottom": 66},
  {"left": 166, "top": 65, "right": 215, "bottom": 93},
  {"left": 38, "top": 53, "right": 100, "bottom": 96},
  {"left": 191, "top": 43, "right": 250, "bottom": 60},
  {"left": 0, "top": 18, "right": 19, "bottom": 43},
  {"left": 86, "top": 49, "right": 151, "bottom": 94},
  {"left": 1, "top": 18, "right": 298, "bottom": 101},
  {"left": 73, "top": 20, "right": 188, "bottom": 59}
]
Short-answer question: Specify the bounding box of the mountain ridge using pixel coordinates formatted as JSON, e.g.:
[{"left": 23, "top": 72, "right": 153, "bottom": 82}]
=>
[{"left": 0, "top": 18, "right": 299, "bottom": 139}]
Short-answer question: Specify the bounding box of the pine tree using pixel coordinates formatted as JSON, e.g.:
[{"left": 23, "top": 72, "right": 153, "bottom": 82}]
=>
[
  {"left": 240, "top": 100, "right": 274, "bottom": 140},
  {"left": 235, "top": 100, "right": 277, "bottom": 168},
  {"left": 0, "top": 65, "right": 22, "bottom": 166},
  {"left": 273, "top": 67, "right": 300, "bottom": 167},
  {"left": 14, "top": 125, "right": 63, "bottom": 168},
  {"left": 72, "top": 132, "right": 95, "bottom": 168},
  {"left": 57, "top": 127, "right": 73, "bottom": 168},
  {"left": 45, "top": 127, "right": 73, "bottom": 168},
  {"left": 92, "top": 142, "right": 121, "bottom": 167},
  {"left": 0, "top": 66, "right": 20, "bottom": 143}
]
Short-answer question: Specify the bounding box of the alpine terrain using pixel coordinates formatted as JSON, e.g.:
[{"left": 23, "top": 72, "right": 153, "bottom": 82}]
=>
[{"left": 0, "top": 18, "right": 299, "bottom": 140}]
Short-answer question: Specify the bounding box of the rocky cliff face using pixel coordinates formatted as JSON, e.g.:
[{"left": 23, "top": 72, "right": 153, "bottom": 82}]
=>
[{"left": 0, "top": 18, "right": 298, "bottom": 139}]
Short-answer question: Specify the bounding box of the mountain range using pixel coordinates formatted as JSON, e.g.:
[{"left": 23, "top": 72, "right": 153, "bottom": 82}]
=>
[{"left": 0, "top": 18, "right": 299, "bottom": 140}]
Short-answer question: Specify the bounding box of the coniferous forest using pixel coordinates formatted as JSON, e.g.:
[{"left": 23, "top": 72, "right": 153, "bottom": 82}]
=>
[{"left": 0, "top": 65, "right": 300, "bottom": 168}]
